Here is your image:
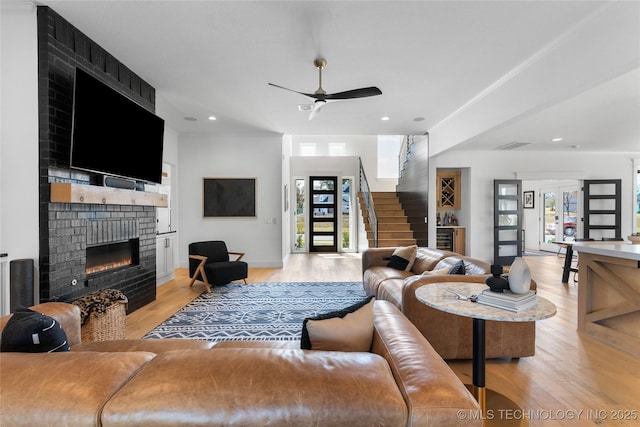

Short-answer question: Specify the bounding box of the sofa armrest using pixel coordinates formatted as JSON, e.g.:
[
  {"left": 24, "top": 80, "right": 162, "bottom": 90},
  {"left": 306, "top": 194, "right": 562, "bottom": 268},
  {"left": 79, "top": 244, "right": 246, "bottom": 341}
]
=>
[
  {"left": 371, "top": 300, "right": 480, "bottom": 426},
  {"left": 361, "top": 247, "right": 396, "bottom": 272},
  {"left": 0, "top": 302, "right": 82, "bottom": 348}
]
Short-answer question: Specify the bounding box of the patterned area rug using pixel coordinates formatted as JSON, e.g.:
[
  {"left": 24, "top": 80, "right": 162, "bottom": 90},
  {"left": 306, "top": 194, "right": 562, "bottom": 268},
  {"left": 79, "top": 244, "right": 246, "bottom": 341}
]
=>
[{"left": 143, "top": 281, "right": 367, "bottom": 342}]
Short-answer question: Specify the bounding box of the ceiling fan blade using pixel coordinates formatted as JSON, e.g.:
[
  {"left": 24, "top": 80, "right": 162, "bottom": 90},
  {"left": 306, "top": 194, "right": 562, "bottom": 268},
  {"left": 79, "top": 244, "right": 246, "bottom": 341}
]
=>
[
  {"left": 308, "top": 100, "right": 326, "bottom": 121},
  {"left": 268, "top": 83, "right": 317, "bottom": 99},
  {"left": 325, "top": 86, "right": 382, "bottom": 100}
]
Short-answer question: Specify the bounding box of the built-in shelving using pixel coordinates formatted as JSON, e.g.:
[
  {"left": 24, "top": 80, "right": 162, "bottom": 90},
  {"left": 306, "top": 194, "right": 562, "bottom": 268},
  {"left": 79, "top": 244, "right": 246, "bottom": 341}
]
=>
[{"left": 50, "top": 183, "right": 168, "bottom": 207}]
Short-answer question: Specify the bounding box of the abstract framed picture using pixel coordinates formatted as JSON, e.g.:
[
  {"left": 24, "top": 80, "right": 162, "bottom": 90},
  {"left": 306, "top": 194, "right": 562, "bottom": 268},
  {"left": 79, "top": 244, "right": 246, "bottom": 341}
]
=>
[{"left": 203, "top": 178, "right": 256, "bottom": 217}]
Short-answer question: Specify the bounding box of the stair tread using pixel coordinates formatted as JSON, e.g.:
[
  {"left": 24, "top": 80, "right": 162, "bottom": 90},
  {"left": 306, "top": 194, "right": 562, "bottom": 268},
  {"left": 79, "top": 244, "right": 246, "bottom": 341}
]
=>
[{"left": 359, "top": 191, "right": 418, "bottom": 248}]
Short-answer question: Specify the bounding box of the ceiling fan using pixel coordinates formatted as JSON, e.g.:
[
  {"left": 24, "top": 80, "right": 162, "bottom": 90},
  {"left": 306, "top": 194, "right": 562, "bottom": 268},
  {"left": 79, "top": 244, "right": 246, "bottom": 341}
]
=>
[{"left": 269, "top": 58, "right": 382, "bottom": 120}]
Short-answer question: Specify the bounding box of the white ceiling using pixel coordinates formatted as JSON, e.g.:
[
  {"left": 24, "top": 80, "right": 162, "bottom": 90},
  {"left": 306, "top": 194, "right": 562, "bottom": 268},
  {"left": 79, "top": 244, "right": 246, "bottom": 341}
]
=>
[{"left": 34, "top": 0, "right": 640, "bottom": 154}]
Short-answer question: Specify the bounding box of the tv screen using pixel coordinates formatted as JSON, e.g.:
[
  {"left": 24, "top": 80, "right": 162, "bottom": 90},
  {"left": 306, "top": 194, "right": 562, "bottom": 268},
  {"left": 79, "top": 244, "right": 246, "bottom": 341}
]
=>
[{"left": 70, "top": 68, "right": 164, "bottom": 184}]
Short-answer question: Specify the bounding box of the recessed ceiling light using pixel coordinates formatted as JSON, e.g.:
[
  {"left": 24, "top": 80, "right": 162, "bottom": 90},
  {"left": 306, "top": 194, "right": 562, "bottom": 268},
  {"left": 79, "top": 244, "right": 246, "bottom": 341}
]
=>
[
  {"left": 184, "top": 116, "right": 197, "bottom": 121},
  {"left": 381, "top": 116, "right": 390, "bottom": 121},
  {"left": 208, "top": 116, "right": 217, "bottom": 121},
  {"left": 413, "top": 117, "right": 425, "bottom": 122},
  {"left": 552, "top": 137, "right": 563, "bottom": 142}
]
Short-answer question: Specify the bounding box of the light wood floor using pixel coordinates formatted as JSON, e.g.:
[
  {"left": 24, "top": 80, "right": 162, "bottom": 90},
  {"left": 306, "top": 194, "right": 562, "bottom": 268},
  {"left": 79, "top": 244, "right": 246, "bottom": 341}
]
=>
[{"left": 126, "top": 252, "right": 640, "bottom": 427}]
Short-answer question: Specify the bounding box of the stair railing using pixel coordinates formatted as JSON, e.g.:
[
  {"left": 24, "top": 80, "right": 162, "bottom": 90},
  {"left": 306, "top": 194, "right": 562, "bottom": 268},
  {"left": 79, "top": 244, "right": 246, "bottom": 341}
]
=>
[
  {"left": 359, "top": 158, "right": 378, "bottom": 247},
  {"left": 398, "top": 135, "right": 409, "bottom": 178}
]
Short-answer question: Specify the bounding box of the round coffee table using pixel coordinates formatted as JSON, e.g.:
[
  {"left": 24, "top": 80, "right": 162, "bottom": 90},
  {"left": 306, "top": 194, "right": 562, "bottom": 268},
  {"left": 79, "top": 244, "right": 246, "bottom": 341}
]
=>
[{"left": 415, "top": 282, "right": 556, "bottom": 425}]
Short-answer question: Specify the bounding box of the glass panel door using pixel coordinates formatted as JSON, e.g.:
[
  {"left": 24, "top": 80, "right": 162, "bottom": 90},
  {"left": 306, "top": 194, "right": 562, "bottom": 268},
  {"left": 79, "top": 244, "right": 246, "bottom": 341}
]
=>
[
  {"left": 494, "top": 180, "right": 522, "bottom": 265},
  {"left": 540, "top": 183, "right": 579, "bottom": 252},
  {"left": 310, "top": 177, "right": 337, "bottom": 252}
]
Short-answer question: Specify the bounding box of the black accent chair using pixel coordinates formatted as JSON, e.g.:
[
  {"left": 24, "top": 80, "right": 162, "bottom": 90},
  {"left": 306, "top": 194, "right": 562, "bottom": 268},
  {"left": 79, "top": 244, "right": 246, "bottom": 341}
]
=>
[{"left": 188, "top": 241, "right": 248, "bottom": 293}]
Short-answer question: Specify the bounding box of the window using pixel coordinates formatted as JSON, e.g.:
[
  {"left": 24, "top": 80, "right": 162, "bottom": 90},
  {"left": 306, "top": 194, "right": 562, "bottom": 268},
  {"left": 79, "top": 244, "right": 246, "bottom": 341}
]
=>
[
  {"left": 377, "top": 135, "right": 403, "bottom": 179},
  {"left": 299, "top": 143, "right": 316, "bottom": 156}
]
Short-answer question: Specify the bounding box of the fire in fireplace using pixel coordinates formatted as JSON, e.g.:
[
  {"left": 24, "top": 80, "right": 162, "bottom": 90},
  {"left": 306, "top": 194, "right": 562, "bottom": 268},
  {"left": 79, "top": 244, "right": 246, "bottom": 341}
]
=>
[{"left": 86, "top": 239, "right": 139, "bottom": 276}]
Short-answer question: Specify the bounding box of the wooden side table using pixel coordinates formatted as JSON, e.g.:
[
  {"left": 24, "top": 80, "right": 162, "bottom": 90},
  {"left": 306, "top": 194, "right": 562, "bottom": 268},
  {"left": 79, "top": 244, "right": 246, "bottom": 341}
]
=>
[{"left": 416, "top": 282, "right": 556, "bottom": 425}]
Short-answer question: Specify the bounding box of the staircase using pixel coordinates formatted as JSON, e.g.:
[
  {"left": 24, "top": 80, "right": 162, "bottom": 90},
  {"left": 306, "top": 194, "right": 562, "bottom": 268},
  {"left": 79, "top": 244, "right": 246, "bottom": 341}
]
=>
[{"left": 358, "top": 192, "right": 417, "bottom": 247}]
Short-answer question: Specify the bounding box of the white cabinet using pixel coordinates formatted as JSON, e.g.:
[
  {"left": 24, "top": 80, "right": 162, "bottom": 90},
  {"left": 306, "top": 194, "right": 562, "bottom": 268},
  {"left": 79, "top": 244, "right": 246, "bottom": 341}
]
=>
[{"left": 156, "top": 233, "right": 175, "bottom": 285}]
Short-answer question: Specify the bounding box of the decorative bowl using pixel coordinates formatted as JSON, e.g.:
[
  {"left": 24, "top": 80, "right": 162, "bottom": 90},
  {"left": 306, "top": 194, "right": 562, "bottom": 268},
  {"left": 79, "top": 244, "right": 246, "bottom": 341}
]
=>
[{"left": 628, "top": 235, "right": 640, "bottom": 244}]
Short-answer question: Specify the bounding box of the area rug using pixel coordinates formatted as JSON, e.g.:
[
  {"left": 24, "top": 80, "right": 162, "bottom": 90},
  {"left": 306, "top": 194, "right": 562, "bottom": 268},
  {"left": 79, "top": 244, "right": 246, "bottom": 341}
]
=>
[{"left": 143, "top": 281, "right": 367, "bottom": 342}]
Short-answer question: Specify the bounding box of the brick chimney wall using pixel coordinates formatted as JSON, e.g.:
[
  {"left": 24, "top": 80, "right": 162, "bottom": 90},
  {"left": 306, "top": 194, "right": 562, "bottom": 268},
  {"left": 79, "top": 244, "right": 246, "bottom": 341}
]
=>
[{"left": 37, "top": 7, "right": 158, "bottom": 312}]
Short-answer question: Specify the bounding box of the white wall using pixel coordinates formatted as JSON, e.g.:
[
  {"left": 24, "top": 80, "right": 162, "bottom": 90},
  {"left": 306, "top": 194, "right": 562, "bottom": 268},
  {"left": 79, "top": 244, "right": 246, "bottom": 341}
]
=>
[
  {"left": 430, "top": 150, "right": 638, "bottom": 262},
  {"left": 177, "top": 133, "right": 283, "bottom": 268},
  {"left": 0, "top": 4, "right": 40, "bottom": 298},
  {"left": 292, "top": 135, "right": 397, "bottom": 191}
]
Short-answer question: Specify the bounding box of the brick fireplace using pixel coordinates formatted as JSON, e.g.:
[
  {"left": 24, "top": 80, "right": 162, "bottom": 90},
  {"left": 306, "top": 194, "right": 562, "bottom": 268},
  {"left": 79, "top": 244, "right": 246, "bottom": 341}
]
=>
[
  {"left": 37, "top": 7, "right": 159, "bottom": 312},
  {"left": 44, "top": 197, "right": 157, "bottom": 312}
]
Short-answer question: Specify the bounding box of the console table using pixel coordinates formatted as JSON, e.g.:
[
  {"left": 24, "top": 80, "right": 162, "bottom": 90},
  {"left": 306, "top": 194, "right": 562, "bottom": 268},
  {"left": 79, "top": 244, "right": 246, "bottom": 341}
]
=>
[{"left": 416, "top": 282, "right": 556, "bottom": 424}]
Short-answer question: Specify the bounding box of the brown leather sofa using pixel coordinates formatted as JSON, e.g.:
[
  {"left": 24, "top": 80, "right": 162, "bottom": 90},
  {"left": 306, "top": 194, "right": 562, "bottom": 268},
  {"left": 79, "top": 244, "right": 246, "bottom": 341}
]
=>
[
  {"left": 0, "top": 301, "right": 480, "bottom": 427},
  {"left": 363, "top": 247, "right": 536, "bottom": 359}
]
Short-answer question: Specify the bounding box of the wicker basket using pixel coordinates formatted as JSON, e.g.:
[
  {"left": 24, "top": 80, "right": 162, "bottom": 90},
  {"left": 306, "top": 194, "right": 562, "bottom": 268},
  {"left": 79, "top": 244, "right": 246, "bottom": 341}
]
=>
[{"left": 80, "top": 301, "right": 127, "bottom": 342}]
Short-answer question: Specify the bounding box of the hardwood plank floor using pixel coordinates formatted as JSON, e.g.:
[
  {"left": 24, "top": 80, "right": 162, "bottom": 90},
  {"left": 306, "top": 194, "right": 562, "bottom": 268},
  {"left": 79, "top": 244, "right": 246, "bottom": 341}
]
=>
[{"left": 126, "top": 251, "right": 640, "bottom": 427}]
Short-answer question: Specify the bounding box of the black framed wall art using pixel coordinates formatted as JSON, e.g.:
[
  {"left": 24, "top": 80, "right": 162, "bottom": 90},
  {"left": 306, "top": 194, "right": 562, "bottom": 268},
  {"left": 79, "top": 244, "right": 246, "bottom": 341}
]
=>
[
  {"left": 203, "top": 178, "right": 256, "bottom": 217},
  {"left": 523, "top": 191, "right": 535, "bottom": 209}
]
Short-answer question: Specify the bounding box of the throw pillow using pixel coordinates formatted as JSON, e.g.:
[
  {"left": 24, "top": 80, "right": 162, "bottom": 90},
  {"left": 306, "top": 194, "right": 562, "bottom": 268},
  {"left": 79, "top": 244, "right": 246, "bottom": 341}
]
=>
[
  {"left": 448, "top": 260, "right": 466, "bottom": 275},
  {"left": 301, "top": 296, "right": 375, "bottom": 352},
  {"left": 1, "top": 306, "right": 69, "bottom": 353},
  {"left": 387, "top": 245, "right": 417, "bottom": 271}
]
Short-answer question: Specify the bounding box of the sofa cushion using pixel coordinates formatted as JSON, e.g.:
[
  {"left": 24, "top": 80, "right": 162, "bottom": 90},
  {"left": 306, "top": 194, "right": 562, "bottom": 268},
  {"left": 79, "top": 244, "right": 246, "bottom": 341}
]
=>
[
  {"left": 387, "top": 245, "right": 417, "bottom": 271},
  {"left": 363, "top": 267, "right": 414, "bottom": 296},
  {"left": 101, "top": 348, "right": 409, "bottom": 427},
  {"left": 376, "top": 279, "right": 404, "bottom": 310},
  {"left": 1, "top": 306, "right": 69, "bottom": 353},
  {"left": 0, "top": 351, "right": 154, "bottom": 427},
  {"left": 411, "top": 247, "right": 456, "bottom": 273},
  {"left": 301, "top": 296, "right": 375, "bottom": 351}
]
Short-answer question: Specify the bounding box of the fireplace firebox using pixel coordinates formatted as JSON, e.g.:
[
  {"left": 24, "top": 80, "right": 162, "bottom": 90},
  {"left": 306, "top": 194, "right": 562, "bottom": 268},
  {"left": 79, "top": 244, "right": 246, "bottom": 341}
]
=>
[{"left": 86, "top": 239, "right": 139, "bottom": 276}]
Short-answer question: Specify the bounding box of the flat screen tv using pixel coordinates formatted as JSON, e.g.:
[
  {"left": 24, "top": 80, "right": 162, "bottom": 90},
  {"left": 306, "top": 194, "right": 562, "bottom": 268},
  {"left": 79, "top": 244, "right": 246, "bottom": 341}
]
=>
[{"left": 70, "top": 67, "right": 164, "bottom": 184}]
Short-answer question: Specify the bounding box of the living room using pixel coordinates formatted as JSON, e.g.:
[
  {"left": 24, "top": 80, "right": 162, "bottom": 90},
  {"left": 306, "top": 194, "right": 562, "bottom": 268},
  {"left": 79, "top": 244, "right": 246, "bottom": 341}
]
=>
[
  {"left": 1, "top": 2, "right": 639, "bottom": 425},
  {"left": 3, "top": 1, "right": 639, "bottom": 280}
]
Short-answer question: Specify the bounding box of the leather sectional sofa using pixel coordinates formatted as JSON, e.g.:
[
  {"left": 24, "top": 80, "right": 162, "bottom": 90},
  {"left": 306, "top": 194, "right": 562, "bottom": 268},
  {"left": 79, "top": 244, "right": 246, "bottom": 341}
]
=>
[
  {"left": 0, "top": 301, "right": 480, "bottom": 427},
  {"left": 363, "top": 247, "right": 536, "bottom": 359}
]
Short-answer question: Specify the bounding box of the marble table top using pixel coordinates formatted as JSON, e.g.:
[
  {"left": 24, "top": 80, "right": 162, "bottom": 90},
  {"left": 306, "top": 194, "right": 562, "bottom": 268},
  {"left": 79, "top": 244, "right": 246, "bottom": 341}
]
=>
[{"left": 415, "top": 282, "right": 557, "bottom": 322}]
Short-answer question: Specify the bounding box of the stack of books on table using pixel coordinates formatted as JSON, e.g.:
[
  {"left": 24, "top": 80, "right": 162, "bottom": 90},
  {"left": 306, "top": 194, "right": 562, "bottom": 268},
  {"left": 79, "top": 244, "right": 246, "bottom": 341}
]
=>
[{"left": 477, "top": 289, "right": 537, "bottom": 312}]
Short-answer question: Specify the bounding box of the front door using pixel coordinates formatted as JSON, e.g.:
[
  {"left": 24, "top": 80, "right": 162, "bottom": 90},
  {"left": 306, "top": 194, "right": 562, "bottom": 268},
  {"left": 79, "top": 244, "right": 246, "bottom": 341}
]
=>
[
  {"left": 493, "top": 180, "right": 523, "bottom": 265},
  {"left": 310, "top": 176, "right": 338, "bottom": 252}
]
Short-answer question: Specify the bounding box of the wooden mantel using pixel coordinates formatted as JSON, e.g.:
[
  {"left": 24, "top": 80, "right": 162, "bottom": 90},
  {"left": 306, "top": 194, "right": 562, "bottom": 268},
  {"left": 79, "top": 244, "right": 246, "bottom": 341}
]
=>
[{"left": 50, "top": 182, "right": 168, "bottom": 207}]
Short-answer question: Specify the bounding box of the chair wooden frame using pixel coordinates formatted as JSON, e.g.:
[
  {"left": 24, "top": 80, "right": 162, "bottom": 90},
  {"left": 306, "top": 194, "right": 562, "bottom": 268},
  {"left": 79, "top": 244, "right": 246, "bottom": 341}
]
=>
[{"left": 188, "top": 251, "right": 246, "bottom": 293}]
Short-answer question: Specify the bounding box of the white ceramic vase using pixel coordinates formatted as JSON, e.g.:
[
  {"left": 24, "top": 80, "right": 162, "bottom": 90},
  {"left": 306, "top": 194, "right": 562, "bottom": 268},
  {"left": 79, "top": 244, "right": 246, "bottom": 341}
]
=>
[{"left": 508, "top": 257, "right": 531, "bottom": 294}]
